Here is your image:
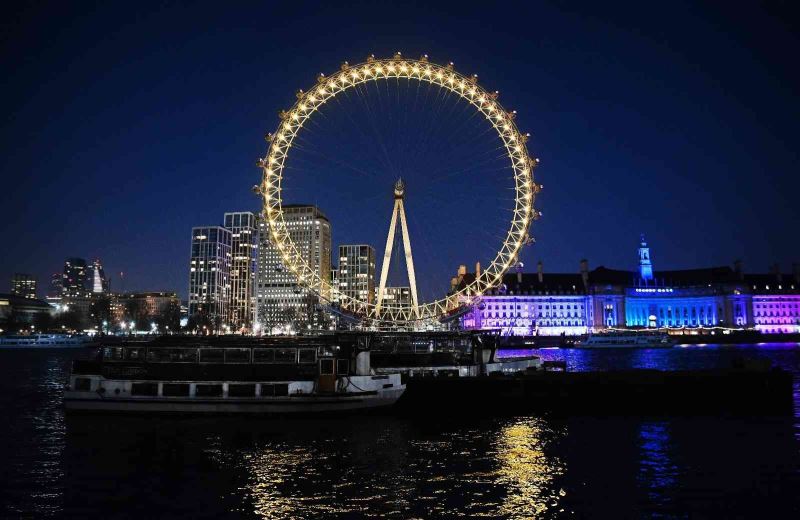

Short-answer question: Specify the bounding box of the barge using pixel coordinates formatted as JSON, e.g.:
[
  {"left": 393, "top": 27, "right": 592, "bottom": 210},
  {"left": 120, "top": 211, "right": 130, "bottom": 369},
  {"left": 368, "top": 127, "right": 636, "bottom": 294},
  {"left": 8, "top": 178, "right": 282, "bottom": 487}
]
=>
[
  {"left": 64, "top": 334, "right": 404, "bottom": 414},
  {"left": 574, "top": 332, "right": 674, "bottom": 349},
  {"left": 368, "top": 330, "right": 541, "bottom": 377}
]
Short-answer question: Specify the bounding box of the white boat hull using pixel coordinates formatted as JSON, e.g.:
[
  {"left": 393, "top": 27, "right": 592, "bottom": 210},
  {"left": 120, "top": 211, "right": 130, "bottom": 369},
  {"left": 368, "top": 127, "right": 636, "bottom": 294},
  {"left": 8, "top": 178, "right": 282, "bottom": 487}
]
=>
[{"left": 63, "top": 374, "right": 405, "bottom": 414}]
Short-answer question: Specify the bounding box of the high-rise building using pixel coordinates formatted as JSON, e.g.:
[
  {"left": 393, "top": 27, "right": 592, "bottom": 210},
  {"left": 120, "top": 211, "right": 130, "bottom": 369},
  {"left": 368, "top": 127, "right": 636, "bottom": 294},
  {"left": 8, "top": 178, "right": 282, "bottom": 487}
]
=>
[
  {"left": 338, "top": 244, "right": 376, "bottom": 305},
  {"left": 62, "top": 258, "right": 88, "bottom": 298},
  {"left": 256, "top": 205, "right": 331, "bottom": 333},
  {"left": 91, "top": 259, "right": 109, "bottom": 294},
  {"left": 375, "top": 286, "right": 411, "bottom": 309},
  {"left": 46, "top": 273, "right": 63, "bottom": 307},
  {"left": 223, "top": 212, "right": 258, "bottom": 331},
  {"left": 11, "top": 273, "right": 37, "bottom": 299},
  {"left": 188, "top": 226, "right": 231, "bottom": 329}
]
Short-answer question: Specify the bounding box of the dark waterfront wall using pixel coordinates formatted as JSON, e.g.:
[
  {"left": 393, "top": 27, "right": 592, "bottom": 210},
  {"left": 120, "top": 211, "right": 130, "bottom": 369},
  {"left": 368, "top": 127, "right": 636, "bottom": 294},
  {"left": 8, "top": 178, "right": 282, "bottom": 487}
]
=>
[{"left": 1, "top": 345, "right": 799, "bottom": 518}]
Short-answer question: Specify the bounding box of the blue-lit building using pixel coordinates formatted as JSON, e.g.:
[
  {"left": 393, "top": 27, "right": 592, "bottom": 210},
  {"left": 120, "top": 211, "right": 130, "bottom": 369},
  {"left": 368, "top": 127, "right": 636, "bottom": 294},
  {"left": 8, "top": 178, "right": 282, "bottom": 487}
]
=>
[{"left": 455, "top": 236, "right": 799, "bottom": 335}]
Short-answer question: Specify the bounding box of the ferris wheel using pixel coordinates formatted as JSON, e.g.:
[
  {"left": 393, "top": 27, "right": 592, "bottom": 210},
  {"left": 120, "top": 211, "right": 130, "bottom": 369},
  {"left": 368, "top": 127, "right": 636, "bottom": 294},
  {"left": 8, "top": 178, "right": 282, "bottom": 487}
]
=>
[{"left": 256, "top": 53, "right": 541, "bottom": 326}]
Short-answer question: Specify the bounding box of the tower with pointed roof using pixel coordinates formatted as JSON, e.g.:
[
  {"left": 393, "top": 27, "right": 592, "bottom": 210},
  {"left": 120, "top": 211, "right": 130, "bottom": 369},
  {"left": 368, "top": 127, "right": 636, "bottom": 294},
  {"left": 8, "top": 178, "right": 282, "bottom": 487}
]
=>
[{"left": 638, "top": 234, "right": 654, "bottom": 283}]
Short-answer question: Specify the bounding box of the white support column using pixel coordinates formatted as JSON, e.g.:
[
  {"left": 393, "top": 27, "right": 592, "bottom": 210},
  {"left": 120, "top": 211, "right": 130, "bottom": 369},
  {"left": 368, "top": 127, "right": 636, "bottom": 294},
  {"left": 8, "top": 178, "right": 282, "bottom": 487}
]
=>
[
  {"left": 375, "top": 179, "right": 420, "bottom": 318},
  {"left": 397, "top": 199, "right": 420, "bottom": 317},
  {"left": 376, "top": 199, "right": 400, "bottom": 314}
]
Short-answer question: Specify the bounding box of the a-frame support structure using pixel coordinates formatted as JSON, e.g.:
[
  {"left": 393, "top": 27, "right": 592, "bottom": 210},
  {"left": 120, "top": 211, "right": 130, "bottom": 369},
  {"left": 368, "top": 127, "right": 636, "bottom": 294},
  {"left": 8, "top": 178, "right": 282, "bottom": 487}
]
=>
[{"left": 375, "top": 179, "right": 419, "bottom": 318}]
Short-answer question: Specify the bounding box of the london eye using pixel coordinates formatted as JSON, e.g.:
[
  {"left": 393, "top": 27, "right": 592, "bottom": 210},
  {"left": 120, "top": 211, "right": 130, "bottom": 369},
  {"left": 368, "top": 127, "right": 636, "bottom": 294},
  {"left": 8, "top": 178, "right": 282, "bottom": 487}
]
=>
[{"left": 256, "top": 53, "right": 541, "bottom": 326}]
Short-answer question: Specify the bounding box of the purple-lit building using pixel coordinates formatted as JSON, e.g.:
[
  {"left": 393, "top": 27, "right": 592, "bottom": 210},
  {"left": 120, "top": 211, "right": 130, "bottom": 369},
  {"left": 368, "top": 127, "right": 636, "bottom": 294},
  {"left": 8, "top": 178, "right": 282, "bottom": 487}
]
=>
[
  {"left": 454, "top": 236, "right": 800, "bottom": 335},
  {"left": 747, "top": 270, "right": 800, "bottom": 334}
]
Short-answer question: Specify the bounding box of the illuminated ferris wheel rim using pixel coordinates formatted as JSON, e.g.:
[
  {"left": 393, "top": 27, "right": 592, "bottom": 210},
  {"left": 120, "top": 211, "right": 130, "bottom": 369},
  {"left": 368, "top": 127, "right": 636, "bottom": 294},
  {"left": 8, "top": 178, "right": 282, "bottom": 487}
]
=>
[{"left": 257, "top": 53, "right": 541, "bottom": 324}]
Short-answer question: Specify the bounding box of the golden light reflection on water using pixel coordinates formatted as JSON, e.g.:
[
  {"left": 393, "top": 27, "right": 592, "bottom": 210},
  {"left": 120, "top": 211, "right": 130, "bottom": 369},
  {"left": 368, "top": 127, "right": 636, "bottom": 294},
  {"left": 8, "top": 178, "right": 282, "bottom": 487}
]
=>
[
  {"left": 493, "top": 418, "right": 567, "bottom": 518},
  {"left": 245, "top": 445, "right": 314, "bottom": 519}
]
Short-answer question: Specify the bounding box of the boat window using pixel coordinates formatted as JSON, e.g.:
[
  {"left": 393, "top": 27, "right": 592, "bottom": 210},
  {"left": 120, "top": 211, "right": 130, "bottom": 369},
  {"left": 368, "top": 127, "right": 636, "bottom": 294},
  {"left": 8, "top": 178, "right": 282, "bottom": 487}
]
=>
[
  {"left": 224, "top": 348, "right": 251, "bottom": 364},
  {"left": 103, "top": 347, "right": 124, "bottom": 361},
  {"left": 395, "top": 339, "right": 412, "bottom": 352},
  {"left": 320, "top": 358, "right": 334, "bottom": 375},
  {"left": 131, "top": 382, "right": 159, "bottom": 396},
  {"left": 148, "top": 348, "right": 197, "bottom": 363},
  {"left": 317, "top": 345, "right": 337, "bottom": 357},
  {"left": 196, "top": 384, "right": 223, "bottom": 397},
  {"left": 253, "top": 349, "right": 275, "bottom": 363},
  {"left": 260, "top": 384, "right": 274, "bottom": 397},
  {"left": 274, "top": 383, "right": 289, "bottom": 396},
  {"left": 146, "top": 349, "right": 169, "bottom": 362},
  {"left": 199, "top": 349, "right": 224, "bottom": 363},
  {"left": 124, "top": 347, "right": 146, "bottom": 361},
  {"left": 275, "top": 348, "right": 297, "bottom": 363},
  {"left": 298, "top": 348, "right": 316, "bottom": 364},
  {"left": 228, "top": 384, "right": 256, "bottom": 397},
  {"left": 74, "top": 378, "right": 91, "bottom": 391},
  {"left": 337, "top": 359, "right": 349, "bottom": 375},
  {"left": 162, "top": 383, "right": 190, "bottom": 397},
  {"left": 173, "top": 349, "right": 198, "bottom": 362},
  {"left": 415, "top": 340, "right": 435, "bottom": 353}
]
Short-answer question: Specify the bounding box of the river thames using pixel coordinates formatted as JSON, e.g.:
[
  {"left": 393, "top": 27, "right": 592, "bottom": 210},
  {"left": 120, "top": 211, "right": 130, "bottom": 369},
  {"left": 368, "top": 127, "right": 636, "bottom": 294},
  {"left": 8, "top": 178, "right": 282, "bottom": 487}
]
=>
[{"left": 1, "top": 344, "right": 798, "bottom": 518}]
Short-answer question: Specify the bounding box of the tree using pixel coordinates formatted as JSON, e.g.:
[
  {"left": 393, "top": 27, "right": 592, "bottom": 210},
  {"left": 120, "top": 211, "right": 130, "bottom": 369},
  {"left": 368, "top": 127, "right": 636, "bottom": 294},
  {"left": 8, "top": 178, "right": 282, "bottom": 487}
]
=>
[
  {"left": 89, "top": 295, "right": 112, "bottom": 331},
  {"left": 154, "top": 302, "right": 181, "bottom": 332},
  {"left": 2, "top": 308, "right": 22, "bottom": 333},
  {"left": 33, "top": 312, "right": 54, "bottom": 332},
  {"left": 54, "top": 310, "right": 83, "bottom": 332}
]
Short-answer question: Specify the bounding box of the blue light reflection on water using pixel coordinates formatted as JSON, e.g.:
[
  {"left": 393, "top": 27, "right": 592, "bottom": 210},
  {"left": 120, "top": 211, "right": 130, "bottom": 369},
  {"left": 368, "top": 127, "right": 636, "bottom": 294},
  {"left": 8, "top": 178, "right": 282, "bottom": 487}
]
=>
[{"left": 0, "top": 345, "right": 798, "bottom": 518}]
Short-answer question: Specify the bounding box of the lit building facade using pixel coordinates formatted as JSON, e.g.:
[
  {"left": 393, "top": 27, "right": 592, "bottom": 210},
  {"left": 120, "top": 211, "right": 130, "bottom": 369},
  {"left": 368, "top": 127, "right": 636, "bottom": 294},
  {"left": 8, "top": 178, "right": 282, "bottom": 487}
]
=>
[
  {"left": 11, "top": 273, "right": 37, "bottom": 299},
  {"left": 456, "top": 264, "right": 593, "bottom": 337},
  {"left": 748, "top": 269, "right": 800, "bottom": 334},
  {"left": 112, "top": 292, "right": 181, "bottom": 324},
  {"left": 256, "top": 205, "right": 331, "bottom": 333},
  {"left": 338, "top": 245, "right": 376, "bottom": 305},
  {"left": 188, "top": 226, "right": 231, "bottom": 328},
  {"left": 91, "top": 259, "right": 109, "bottom": 294},
  {"left": 457, "top": 237, "right": 800, "bottom": 336},
  {"left": 224, "top": 212, "right": 258, "bottom": 331}
]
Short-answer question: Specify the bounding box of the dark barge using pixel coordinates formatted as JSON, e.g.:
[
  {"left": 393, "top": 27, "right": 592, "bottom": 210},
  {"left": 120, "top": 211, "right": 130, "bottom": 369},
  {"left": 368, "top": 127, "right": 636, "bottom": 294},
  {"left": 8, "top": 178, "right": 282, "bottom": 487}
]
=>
[{"left": 396, "top": 366, "right": 794, "bottom": 415}]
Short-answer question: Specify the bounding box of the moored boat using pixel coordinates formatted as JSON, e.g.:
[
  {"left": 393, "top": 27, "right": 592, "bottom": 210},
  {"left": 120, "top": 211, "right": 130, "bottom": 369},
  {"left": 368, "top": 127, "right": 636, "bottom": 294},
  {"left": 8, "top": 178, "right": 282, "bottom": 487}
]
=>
[
  {"left": 0, "top": 333, "right": 92, "bottom": 348},
  {"left": 64, "top": 334, "right": 404, "bottom": 414},
  {"left": 574, "top": 332, "right": 674, "bottom": 348}
]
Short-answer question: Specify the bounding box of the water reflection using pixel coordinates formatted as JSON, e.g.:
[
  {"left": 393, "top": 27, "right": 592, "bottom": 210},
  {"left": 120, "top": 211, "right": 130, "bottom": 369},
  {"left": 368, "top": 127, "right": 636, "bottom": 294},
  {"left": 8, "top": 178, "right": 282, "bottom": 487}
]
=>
[
  {"left": 637, "top": 422, "right": 677, "bottom": 506},
  {"left": 493, "top": 418, "right": 566, "bottom": 518},
  {"left": 246, "top": 444, "right": 314, "bottom": 519}
]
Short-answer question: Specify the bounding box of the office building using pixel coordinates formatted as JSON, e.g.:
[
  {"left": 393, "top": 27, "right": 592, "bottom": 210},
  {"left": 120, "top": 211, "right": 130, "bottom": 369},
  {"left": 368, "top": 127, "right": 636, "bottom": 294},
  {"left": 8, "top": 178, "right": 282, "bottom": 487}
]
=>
[
  {"left": 188, "top": 226, "right": 231, "bottom": 329},
  {"left": 62, "top": 258, "right": 88, "bottom": 298},
  {"left": 11, "top": 273, "right": 37, "bottom": 299},
  {"left": 256, "top": 205, "right": 331, "bottom": 333},
  {"left": 91, "top": 259, "right": 109, "bottom": 294},
  {"left": 337, "top": 244, "right": 376, "bottom": 305},
  {"left": 375, "top": 286, "right": 412, "bottom": 309},
  {"left": 224, "top": 212, "right": 258, "bottom": 331}
]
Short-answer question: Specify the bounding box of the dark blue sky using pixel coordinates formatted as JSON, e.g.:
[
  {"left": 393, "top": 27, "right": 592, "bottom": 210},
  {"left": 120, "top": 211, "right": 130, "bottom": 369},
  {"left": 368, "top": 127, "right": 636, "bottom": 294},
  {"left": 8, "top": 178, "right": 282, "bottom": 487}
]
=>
[{"left": 2, "top": 1, "right": 798, "bottom": 300}]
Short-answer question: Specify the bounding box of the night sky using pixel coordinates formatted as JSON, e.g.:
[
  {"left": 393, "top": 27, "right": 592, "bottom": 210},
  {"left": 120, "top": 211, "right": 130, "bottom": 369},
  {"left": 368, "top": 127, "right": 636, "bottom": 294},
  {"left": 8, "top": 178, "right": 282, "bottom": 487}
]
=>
[{"left": 2, "top": 1, "right": 798, "bottom": 301}]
